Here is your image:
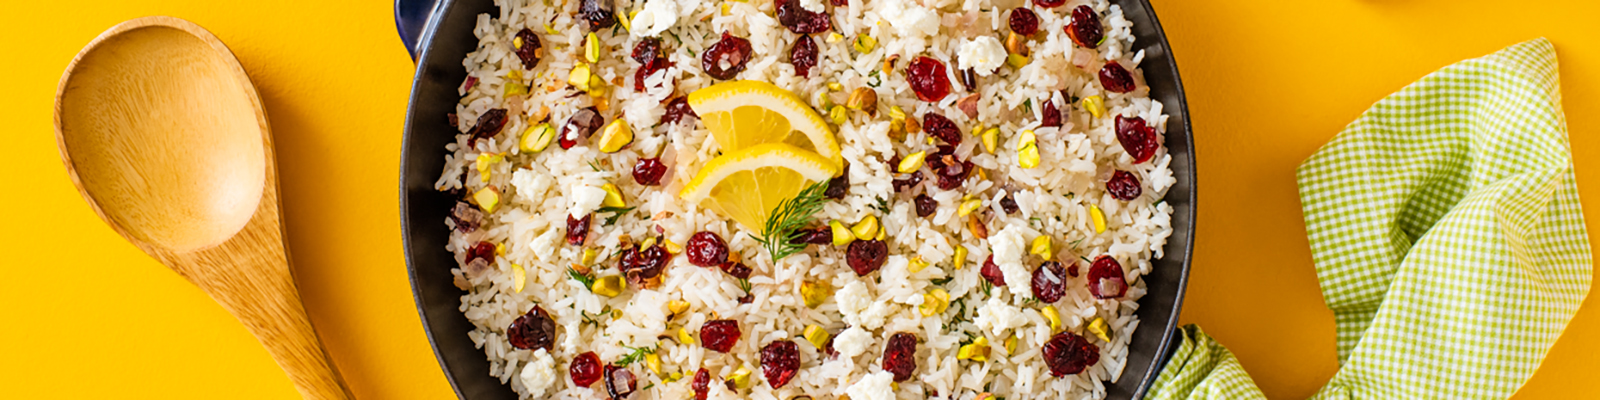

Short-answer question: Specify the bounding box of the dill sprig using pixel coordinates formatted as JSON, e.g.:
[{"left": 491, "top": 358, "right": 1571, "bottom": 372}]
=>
[
  {"left": 754, "top": 180, "right": 833, "bottom": 262},
  {"left": 598, "top": 205, "right": 637, "bottom": 226},
  {"left": 567, "top": 266, "right": 596, "bottom": 290},
  {"left": 614, "top": 344, "right": 657, "bottom": 366}
]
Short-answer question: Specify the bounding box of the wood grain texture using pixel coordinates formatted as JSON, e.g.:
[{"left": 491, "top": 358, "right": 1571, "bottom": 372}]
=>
[{"left": 53, "top": 16, "right": 353, "bottom": 400}]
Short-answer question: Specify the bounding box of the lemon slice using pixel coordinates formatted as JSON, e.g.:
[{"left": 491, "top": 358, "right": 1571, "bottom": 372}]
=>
[
  {"left": 688, "top": 80, "right": 842, "bottom": 165},
  {"left": 679, "top": 143, "right": 841, "bottom": 232}
]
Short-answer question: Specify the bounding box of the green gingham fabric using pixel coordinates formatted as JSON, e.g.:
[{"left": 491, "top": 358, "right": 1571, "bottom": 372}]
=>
[{"left": 1147, "top": 39, "right": 1592, "bottom": 399}]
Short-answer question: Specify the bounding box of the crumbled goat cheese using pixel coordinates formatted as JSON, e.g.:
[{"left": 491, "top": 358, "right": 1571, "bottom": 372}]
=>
[
  {"left": 837, "top": 281, "right": 892, "bottom": 329},
  {"left": 799, "top": 0, "right": 825, "bottom": 13},
  {"left": 990, "top": 225, "right": 1033, "bottom": 298},
  {"left": 882, "top": 1, "right": 940, "bottom": 37},
  {"left": 958, "top": 36, "right": 1007, "bottom": 76},
  {"left": 630, "top": 0, "right": 679, "bottom": 37},
  {"left": 975, "top": 296, "right": 1028, "bottom": 337},
  {"left": 568, "top": 183, "right": 608, "bottom": 219},
  {"left": 531, "top": 227, "right": 563, "bottom": 263},
  {"left": 846, "top": 371, "right": 897, "bottom": 400},
  {"left": 833, "top": 326, "right": 873, "bottom": 357},
  {"left": 511, "top": 168, "right": 552, "bottom": 204},
  {"left": 519, "top": 349, "right": 558, "bottom": 398}
]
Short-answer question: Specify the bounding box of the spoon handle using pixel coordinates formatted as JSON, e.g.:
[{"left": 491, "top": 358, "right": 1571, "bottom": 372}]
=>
[{"left": 179, "top": 252, "right": 355, "bottom": 400}]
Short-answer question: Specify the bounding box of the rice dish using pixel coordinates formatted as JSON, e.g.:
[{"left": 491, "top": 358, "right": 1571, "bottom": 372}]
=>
[{"left": 433, "top": 0, "right": 1175, "bottom": 398}]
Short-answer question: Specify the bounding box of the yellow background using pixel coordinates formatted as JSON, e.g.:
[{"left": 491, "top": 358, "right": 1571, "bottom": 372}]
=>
[{"left": 0, "top": 0, "right": 1595, "bottom": 398}]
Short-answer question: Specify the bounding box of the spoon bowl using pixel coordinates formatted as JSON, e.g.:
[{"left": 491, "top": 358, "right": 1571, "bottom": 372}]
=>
[{"left": 54, "top": 16, "right": 353, "bottom": 400}]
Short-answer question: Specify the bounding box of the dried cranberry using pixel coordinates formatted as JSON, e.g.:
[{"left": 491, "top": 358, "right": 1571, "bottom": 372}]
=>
[
  {"left": 1032, "top": 261, "right": 1067, "bottom": 303},
  {"left": 632, "top": 157, "right": 668, "bottom": 186},
  {"left": 1087, "top": 255, "right": 1127, "bottom": 299},
  {"left": 634, "top": 57, "right": 675, "bottom": 92},
  {"left": 1067, "top": 5, "right": 1104, "bottom": 48},
  {"left": 1040, "top": 98, "right": 1062, "bottom": 128},
  {"left": 881, "top": 332, "right": 919, "bottom": 382},
  {"left": 720, "top": 262, "right": 753, "bottom": 280},
  {"left": 926, "top": 147, "right": 973, "bottom": 190},
  {"left": 450, "top": 201, "right": 484, "bottom": 232},
  {"left": 701, "top": 319, "right": 742, "bottom": 353},
  {"left": 1068, "top": 262, "right": 1080, "bottom": 277},
  {"left": 566, "top": 214, "right": 592, "bottom": 246},
  {"left": 958, "top": 68, "right": 978, "bottom": 92},
  {"left": 738, "top": 293, "right": 755, "bottom": 304},
  {"left": 691, "top": 368, "right": 712, "bottom": 400},
  {"left": 922, "top": 112, "right": 962, "bottom": 145},
  {"left": 467, "top": 241, "right": 496, "bottom": 265},
  {"left": 907, "top": 56, "right": 952, "bottom": 102},
  {"left": 686, "top": 231, "right": 730, "bottom": 267},
  {"left": 1043, "top": 331, "right": 1100, "bottom": 376},
  {"left": 830, "top": 0, "right": 846, "bottom": 5},
  {"left": 846, "top": 240, "right": 889, "bottom": 275},
  {"left": 619, "top": 243, "right": 672, "bottom": 285},
  {"left": 775, "top": 0, "right": 832, "bottom": 34},
  {"left": 1114, "top": 115, "right": 1160, "bottom": 163},
  {"left": 631, "top": 38, "right": 662, "bottom": 65},
  {"left": 578, "top": 0, "right": 616, "bottom": 31},
  {"left": 560, "top": 107, "right": 604, "bottom": 150},
  {"left": 1009, "top": 8, "right": 1040, "bottom": 35},
  {"left": 570, "top": 351, "right": 604, "bottom": 387},
  {"left": 1106, "top": 170, "right": 1142, "bottom": 200},
  {"left": 914, "top": 194, "right": 936, "bottom": 217},
  {"left": 893, "top": 171, "right": 924, "bottom": 193},
  {"left": 761, "top": 340, "right": 802, "bottom": 388},
  {"left": 824, "top": 168, "right": 850, "bottom": 199},
  {"left": 662, "top": 96, "right": 698, "bottom": 125},
  {"left": 603, "top": 364, "right": 637, "bottom": 399},
  {"left": 1099, "top": 61, "right": 1136, "bottom": 93},
  {"left": 468, "top": 108, "right": 509, "bottom": 146},
  {"left": 793, "top": 227, "right": 832, "bottom": 245},
  {"left": 514, "top": 28, "right": 544, "bottom": 69},
  {"left": 789, "top": 35, "right": 819, "bottom": 77},
  {"left": 999, "top": 195, "right": 1019, "bottom": 214},
  {"left": 1033, "top": 0, "right": 1065, "bottom": 8},
  {"left": 701, "top": 32, "right": 753, "bottom": 80},
  {"left": 448, "top": 113, "right": 459, "bottom": 129},
  {"left": 506, "top": 306, "right": 558, "bottom": 351},
  {"left": 980, "top": 255, "right": 1007, "bottom": 286}
]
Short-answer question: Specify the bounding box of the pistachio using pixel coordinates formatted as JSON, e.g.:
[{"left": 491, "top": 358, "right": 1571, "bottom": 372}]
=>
[
  {"left": 826, "top": 32, "right": 845, "bottom": 43},
  {"left": 1017, "top": 129, "right": 1040, "bottom": 169},
  {"left": 582, "top": 247, "right": 600, "bottom": 265},
  {"left": 827, "top": 82, "right": 844, "bottom": 92},
  {"left": 668, "top": 299, "right": 690, "bottom": 315},
  {"left": 512, "top": 264, "right": 527, "bottom": 292},
  {"left": 1081, "top": 95, "right": 1106, "bottom": 118},
  {"left": 677, "top": 327, "right": 696, "bottom": 344},
  {"left": 830, "top": 221, "right": 856, "bottom": 246},
  {"left": 475, "top": 153, "right": 504, "bottom": 182},
  {"left": 874, "top": 224, "right": 886, "bottom": 241},
  {"left": 1090, "top": 204, "right": 1107, "bottom": 234},
  {"left": 728, "top": 366, "right": 753, "bottom": 389},
  {"left": 1042, "top": 305, "right": 1062, "bottom": 333},
  {"left": 888, "top": 119, "right": 907, "bottom": 140},
  {"left": 850, "top": 215, "right": 879, "bottom": 241},
  {"left": 504, "top": 81, "right": 530, "bottom": 97},
  {"left": 957, "top": 336, "right": 990, "bottom": 361},
  {"left": 520, "top": 122, "right": 556, "bottom": 153},
  {"left": 828, "top": 105, "right": 848, "bottom": 124},
  {"left": 953, "top": 245, "right": 969, "bottom": 270},
  {"left": 1003, "top": 336, "right": 1018, "bottom": 355},
  {"left": 584, "top": 32, "right": 602, "bottom": 63},
  {"left": 881, "top": 54, "right": 900, "bottom": 74},
  {"left": 815, "top": 90, "right": 835, "bottom": 109},
  {"left": 908, "top": 256, "right": 930, "bottom": 273},
  {"left": 967, "top": 213, "right": 989, "bottom": 240},
  {"left": 598, "top": 119, "right": 634, "bottom": 153},
  {"left": 1029, "top": 235, "right": 1053, "bottom": 260},
  {"left": 853, "top": 34, "right": 877, "bottom": 53},
  {"left": 592, "top": 275, "right": 625, "bottom": 297},
  {"left": 1005, "top": 31, "right": 1030, "bottom": 57},
  {"left": 568, "top": 64, "right": 593, "bottom": 90},
  {"left": 664, "top": 238, "right": 683, "bottom": 254},
  {"left": 803, "top": 324, "right": 831, "bottom": 349},
  {"left": 888, "top": 105, "right": 907, "bottom": 121},
  {"left": 898, "top": 151, "right": 926, "bottom": 174},
  {"left": 645, "top": 353, "right": 662, "bottom": 375},
  {"left": 846, "top": 87, "right": 878, "bottom": 117},
  {"left": 801, "top": 280, "right": 832, "bottom": 308},
  {"left": 919, "top": 288, "right": 949, "bottom": 316},
  {"left": 1088, "top": 317, "right": 1111, "bottom": 342},
  {"left": 957, "top": 93, "right": 980, "bottom": 119},
  {"left": 473, "top": 186, "right": 502, "bottom": 213},
  {"left": 958, "top": 197, "right": 984, "bottom": 217},
  {"left": 543, "top": 23, "right": 560, "bottom": 36},
  {"left": 1006, "top": 53, "right": 1030, "bottom": 69},
  {"left": 980, "top": 127, "right": 1000, "bottom": 154},
  {"left": 601, "top": 183, "right": 626, "bottom": 208}
]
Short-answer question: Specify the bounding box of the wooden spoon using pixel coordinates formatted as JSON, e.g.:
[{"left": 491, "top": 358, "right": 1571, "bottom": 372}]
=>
[{"left": 53, "top": 17, "right": 353, "bottom": 400}]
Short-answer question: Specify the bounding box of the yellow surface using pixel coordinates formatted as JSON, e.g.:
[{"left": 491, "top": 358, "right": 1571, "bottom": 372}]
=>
[{"left": 0, "top": 0, "right": 1595, "bottom": 398}]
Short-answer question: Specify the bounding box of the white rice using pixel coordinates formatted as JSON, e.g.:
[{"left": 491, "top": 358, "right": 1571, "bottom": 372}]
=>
[{"left": 435, "top": 0, "right": 1175, "bottom": 398}]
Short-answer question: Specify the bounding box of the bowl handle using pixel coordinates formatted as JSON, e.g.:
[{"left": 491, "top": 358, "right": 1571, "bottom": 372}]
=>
[{"left": 394, "top": 0, "right": 444, "bottom": 61}]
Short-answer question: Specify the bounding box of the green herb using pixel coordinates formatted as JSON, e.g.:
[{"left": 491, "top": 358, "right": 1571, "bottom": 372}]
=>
[
  {"left": 641, "top": 383, "right": 656, "bottom": 391},
  {"left": 580, "top": 306, "right": 611, "bottom": 327},
  {"left": 614, "top": 344, "right": 658, "bottom": 366},
  {"left": 871, "top": 196, "right": 891, "bottom": 213},
  {"left": 568, "top": 266, "right": 597, "bottom": 290},
  {"left": 868, "top": 70, "right": 883, "bottom": 88},
  {"left": 588, "top": 159, "right": 604, "bottom": 172},
  {"left": 670, "top": 32, "right": 682, "bottom": 46},
  {"left": 931, "top": 276, "right": 955, "bottom": 286},
  {"left": 980, "top": 279, "right": 994, "bottom": 297},
  {"left": 599, "top": 205, "right": 637, "bottom": 226},
  {"left": 1080, "top": 256, "right": 1092, "bottom": 263},
  {"left": 1022, "top": 99, "right": 1033, "bottom": 113},
  {"left": 738, "top": 278, "right": 753, "bottom": 294},
  {"left": 1069, "top": 238, "right": 1085, "bottom": 249},
  {"left": 754, "top": 180, "right": 833, "bottom": 262}
]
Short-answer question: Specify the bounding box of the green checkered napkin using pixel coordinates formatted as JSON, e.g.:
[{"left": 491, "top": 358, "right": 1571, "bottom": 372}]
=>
[{"left": 1146, "top": 39, "right": 1592, "bottom": 399}]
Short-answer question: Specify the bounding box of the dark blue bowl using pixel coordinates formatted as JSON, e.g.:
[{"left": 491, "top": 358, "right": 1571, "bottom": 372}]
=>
[{"left": 396, "top": 1, "right": 1195, "bottom": 398}]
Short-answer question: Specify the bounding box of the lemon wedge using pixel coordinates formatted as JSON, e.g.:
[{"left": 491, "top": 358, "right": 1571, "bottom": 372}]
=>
[
  {"left": 688, "top": 80, "right": 842, "bottom": 165},
  {"left": 679, "top": 143, "right": 840, "bottom": 231}
]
